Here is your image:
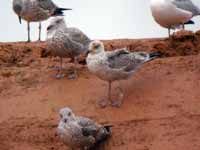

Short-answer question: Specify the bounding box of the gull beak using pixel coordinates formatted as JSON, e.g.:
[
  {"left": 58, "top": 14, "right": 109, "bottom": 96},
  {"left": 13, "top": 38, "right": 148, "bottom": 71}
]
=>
[
  {"left": 85, "top": 49, "right": 90, "bottom": 56},
  {"left": 18, "top": 16, "right": 22, "bottom": 24}
]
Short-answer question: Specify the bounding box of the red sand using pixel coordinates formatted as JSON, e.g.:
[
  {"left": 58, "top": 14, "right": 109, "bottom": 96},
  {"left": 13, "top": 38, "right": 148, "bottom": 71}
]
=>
[{"left": 0, "top": 30, "right": 200, "bottom": 150}]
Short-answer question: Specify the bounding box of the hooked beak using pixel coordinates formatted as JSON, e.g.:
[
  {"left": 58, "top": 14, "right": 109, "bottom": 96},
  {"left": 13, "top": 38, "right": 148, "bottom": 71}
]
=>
[
  {"left": 85, "top": 50, "right": 90, "bottom": 56},
  {"left": 56, "top": 14, "right": 65, "bottom": 16},
  {"left": 18, "top": 16, "right": 22, "bottom": 24},
  {"left": 64, "top": 118, "right": 68, "bottom": 123},
  {"left": 63, "top": 8, "right": 72, "bottom": 11}
]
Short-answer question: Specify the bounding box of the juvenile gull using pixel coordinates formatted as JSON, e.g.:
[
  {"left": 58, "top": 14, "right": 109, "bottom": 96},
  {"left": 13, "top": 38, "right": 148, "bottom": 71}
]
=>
[
  {"left": 57, "top": 107, "right": 112, "bottom": 150},
  {"left": 86, "top": 41, "right": 160, "bottom": 108},
  {"left": 150, "top": 0, "right": 200, "bottom": 37},
  {"left": 46, "top": 16, "right": 91, "bottom": 79},
  {"left": 13, "top": 0, "right": 72, "bottom": 42}
]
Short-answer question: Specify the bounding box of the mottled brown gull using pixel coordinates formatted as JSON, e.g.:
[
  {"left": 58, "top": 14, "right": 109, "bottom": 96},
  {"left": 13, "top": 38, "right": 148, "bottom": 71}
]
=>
[
  {"left": 57, "top": 107, "right": 112, "bottom": 150},
  {"left": 13, "top": 0, "right": 72, "bottom": 42},
  {"left": 46, "top": 16, "right": 91, "bottom": 79}
]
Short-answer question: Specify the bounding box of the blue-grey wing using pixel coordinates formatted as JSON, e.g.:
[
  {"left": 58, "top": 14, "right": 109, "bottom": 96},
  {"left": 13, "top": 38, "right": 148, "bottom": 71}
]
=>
[{"left": 172, "top": 0, "right": 200, "bottom": 16}]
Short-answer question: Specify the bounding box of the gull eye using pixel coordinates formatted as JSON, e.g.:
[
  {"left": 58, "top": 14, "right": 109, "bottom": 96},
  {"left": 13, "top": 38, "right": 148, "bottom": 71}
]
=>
[
  {"left": 94, "top": 44, "right": 100, "bottom": 49},
  {"left": 56, "top": 20, "right": 61, "bottom": 24},
  {"left": 47, "top": 25, "right": 53, "bottom": 30}
]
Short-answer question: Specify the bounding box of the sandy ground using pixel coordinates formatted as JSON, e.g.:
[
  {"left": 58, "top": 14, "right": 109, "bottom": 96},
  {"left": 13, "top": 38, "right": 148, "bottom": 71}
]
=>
[{"left": 0, "top": 30, "right": 200, "bottom": 150}]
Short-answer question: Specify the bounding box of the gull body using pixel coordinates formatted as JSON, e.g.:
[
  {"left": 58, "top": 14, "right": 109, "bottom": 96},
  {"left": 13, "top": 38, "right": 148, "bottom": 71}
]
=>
[
  {"left": 46, "top": 17, "right": 91, "bottom": 79},
  {"left": 13, "top": 0, "right": 71, "bottom": 42},
  {"left": 150, "top": 0, "right": 200, "bottom": 36},
  {"left": 86, "top": 41, "right": 160, "bottom": 107},
  {"left": 57, "top": 107, "right": 111, "bottom": 150}
]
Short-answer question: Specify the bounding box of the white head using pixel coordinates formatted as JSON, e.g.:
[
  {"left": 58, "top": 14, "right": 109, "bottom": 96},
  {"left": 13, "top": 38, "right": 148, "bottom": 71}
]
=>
[
  {"left": 88, "top": 40, "right": 105, "bottom": 55},
  {"left": 46, "top": 16, "right": 66, "bottom": 39},
  {"left": 59, "top": 107, "right": 76, "bottom": 124}
]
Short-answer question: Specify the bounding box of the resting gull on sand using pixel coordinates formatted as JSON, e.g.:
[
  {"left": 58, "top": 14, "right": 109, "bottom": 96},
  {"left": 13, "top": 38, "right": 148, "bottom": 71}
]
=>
[
  {"left": 13, "top": 0, "right": 72, "bottom": 42},
  {"left": 57, "top": 107, "right": 112, "bottom": 150},
  {"left": 46, "top": 16, "right": 91, "bottom": 79},
  {"left": 86, "top": 40, "right": 160, "bottom": 108},
  {"left": 150, "top": 0, "right": 200, "bottom": 37}
]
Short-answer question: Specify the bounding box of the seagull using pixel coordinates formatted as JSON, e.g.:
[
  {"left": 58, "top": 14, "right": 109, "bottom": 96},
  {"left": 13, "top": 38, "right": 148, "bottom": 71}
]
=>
[
  {"left": 46, "top": 16, "right": 91, "bottom": 79},
  {"left": 86, "top": 40, "right": 161, "bottom": 108},
  {"left": 12, "top": 0, "right": 72, "bottom": 42},
  {"left": 57, "top": 107, "right": 112, "bottom": 150},
  {"left": 150, "top": 0, "right": 200, "bottom": 37}
]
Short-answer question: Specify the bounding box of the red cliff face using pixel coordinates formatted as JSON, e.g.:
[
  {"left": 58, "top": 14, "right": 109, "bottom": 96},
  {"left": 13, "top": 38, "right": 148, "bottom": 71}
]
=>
[{"left": 0, "top": 30, "right": 200, "bottom": 150}]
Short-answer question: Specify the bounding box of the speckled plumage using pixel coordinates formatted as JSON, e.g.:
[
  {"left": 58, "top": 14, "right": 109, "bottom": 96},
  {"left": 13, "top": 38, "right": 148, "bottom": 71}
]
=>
[
  {"left": 57, "top": 107, "right": 111, "bottom": 150},
  {"left": 47, "top": 17, "right": 91, "bottom": 59},
  {"left": 87, "top": 42, "right": 158, "bottom": 82},
  {"left": 12, "top": 0, "right": 71, "bottom": 42},
  {"left": 13, "top": 0, "right": 58, "bottom": 22},
  {"left": 86, "top": 41, "right": 160, "bottom": 107}
]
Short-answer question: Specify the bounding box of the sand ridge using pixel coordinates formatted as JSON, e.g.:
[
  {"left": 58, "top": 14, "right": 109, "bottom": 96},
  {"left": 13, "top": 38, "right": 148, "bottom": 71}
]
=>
[{"left": 0, "top": 30, "right": 200, "bottom": 150}]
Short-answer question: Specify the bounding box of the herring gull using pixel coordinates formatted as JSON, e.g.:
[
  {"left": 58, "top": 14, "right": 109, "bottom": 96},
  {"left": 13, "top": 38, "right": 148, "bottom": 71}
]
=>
[
  {"left": 57, "top": 107, "right": 112, "bottom": 150},
  {"left": 86, "top": 40, "right": 160, "bottom": 108},
  {"left": 13, "top": 0, "right": 72, "bottom": 42},
  {"left": 150, "top": 0, "right": 200, "bottom": 37},
  {"left": 46, "top": 16, "right": 91, "bottom": 79}
]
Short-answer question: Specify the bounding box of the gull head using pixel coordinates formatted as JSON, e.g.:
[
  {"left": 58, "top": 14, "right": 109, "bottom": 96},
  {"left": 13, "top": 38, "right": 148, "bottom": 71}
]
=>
[
  {"left": 59, "top": 107, "right": 76, "bottom": 124},
  {"left": 46, "top": 16, "right": 66, "bottom": 39},
  {"left": 88, "top": 40, "right": 105, "bottom": 55}
]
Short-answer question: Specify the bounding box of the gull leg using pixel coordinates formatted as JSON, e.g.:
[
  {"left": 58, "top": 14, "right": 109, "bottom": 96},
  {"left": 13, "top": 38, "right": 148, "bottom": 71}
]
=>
[
  {"left": 108, "top": 81, "right": 112, "bottom": 102},
  {"left": 55, "top": 57, "right": 65, "bottom": 79},
  {"left": 27, "top": 22, "right": 31, "bottom": 42},
  {"left": 111, "top": 81, "right": 124, "bottom": 107},
  {"left": 168, "top": 28, "right": 171, "bottom": 38},
  {"left": 68, "top": 56, "right": 78, "bottom": 79},
  {"left": 182, "top": 23, "right": 185, "bottom": 30},
  {"left": 98, "top": 81, "right": 112, "bottom": 108},
  {"left": 38, "top": 22, "right": 42, "bottom": 41}
]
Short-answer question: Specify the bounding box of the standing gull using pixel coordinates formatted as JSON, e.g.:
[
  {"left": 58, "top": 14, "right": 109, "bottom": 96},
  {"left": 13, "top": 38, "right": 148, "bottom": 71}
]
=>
[
  {"left": 46, "top": 16, "right": 91, "bottom": 79},
  {"left": 86, "top": 41, "right": 160, "bottom": 108},
  {"left": 57, "top": 107, "right": 112, "bottom": 150},
  {"left": 150, "top": 0, "right": 200, "bottom": 37},
  {"left": 13, "top": 0, "right": 72, "bottom": 42}
]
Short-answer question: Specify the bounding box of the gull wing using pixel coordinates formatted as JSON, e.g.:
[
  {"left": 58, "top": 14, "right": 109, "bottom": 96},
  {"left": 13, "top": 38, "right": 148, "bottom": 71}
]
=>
[
  {"left": 172, "top": 0, "right": 200, "bottom": 16},
  {"left": 37, "top": 0, "right": 57, "bottom": 12},
  {"left": 67, "top": 27, "right": 91, "bottom": 46},
  {"left": 77, "top": 117, "right": 99, "bottom": 137},
  {"left": 107, "top": 49, "right": 149, "bottom": 72},
  {"left": 56, "top": 30, "right": 87, "bottom": 55}
]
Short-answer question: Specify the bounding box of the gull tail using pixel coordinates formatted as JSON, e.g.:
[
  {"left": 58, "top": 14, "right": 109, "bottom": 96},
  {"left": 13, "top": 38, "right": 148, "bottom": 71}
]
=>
[
  {"left": 149, "top": 51, "right": 162, "bottom": 60},
  {"left": 103, "top": 125, "right": 113, "bottom": 134},
  {"left": 184, "top": 20, "right": 195, "bottom": 25},
  {"left": 90, "top": 125, "right": 112, "bottom": 150},
  {"left": 52, "top": 8, "right": 72, "bottom": 16}
]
